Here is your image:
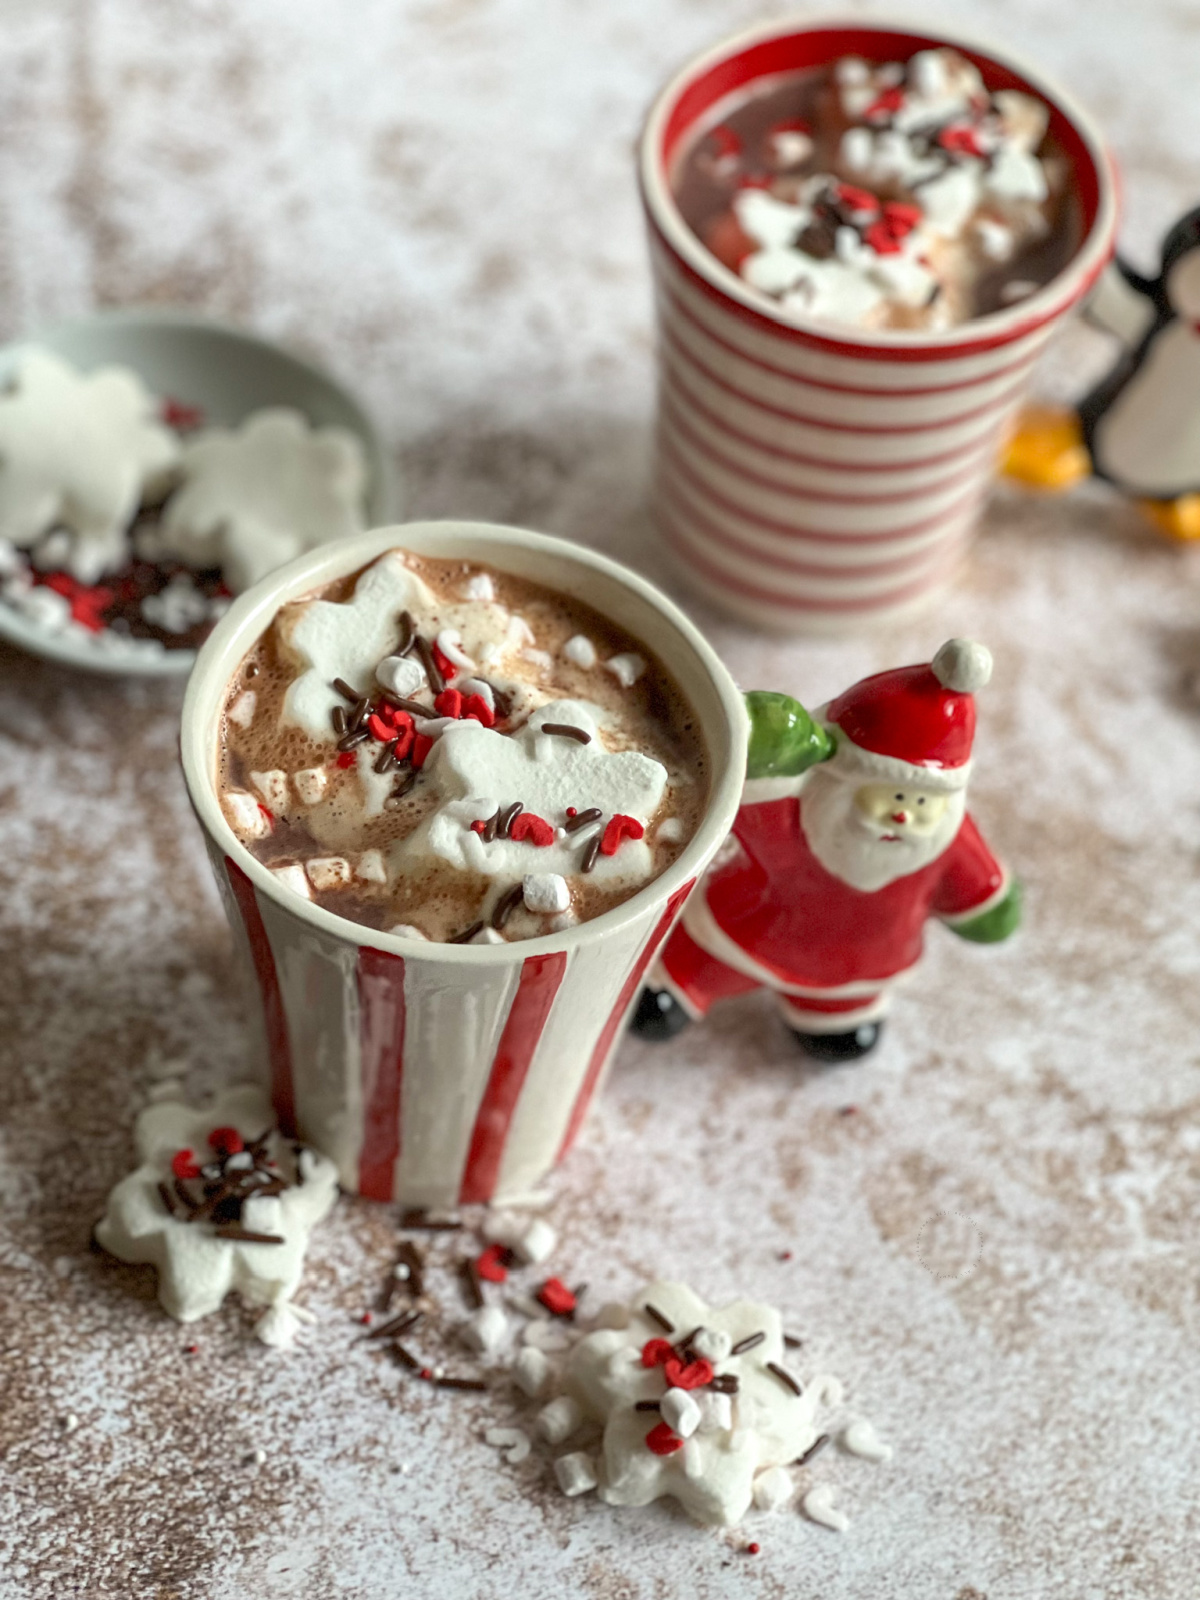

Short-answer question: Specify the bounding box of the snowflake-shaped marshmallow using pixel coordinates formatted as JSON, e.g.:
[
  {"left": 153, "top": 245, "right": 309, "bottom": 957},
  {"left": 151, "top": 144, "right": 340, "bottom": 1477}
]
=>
[
  {"left": 0, "top": 348, "right": 181, "bottom": 583},
  {"left": 158, "top": 408, "right": 368, "bottom": 593},
  {"left": 94, "top": 1084, "right": 337, "bottom": 1342}
]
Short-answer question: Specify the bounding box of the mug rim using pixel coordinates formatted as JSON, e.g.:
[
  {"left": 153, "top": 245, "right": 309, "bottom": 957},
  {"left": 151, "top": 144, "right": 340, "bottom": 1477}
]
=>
[
  {"left": 180, "top": 520, "right": 748, "bottom": 962},
  {"left": 638, "top": 12, "right": 1119, "bottom": 355}
]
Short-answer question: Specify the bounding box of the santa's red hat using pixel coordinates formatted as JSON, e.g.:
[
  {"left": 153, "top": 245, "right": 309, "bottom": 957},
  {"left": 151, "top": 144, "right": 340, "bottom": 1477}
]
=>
[{"left": 820, "top": 639, "right": 992, "bottom": 791}]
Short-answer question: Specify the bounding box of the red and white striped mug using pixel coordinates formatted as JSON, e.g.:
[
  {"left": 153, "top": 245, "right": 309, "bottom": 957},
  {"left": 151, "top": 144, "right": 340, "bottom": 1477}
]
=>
[
  {"left": 639, "top": 18, "right": 1118, "bottom": 631},
  {"left": 181, "top": 523, "right": 746, "bottom": 1207}
]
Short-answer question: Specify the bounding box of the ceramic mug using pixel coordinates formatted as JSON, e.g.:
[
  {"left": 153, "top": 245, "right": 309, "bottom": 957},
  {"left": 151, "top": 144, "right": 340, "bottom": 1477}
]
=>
[
  {"left": 638, "top": 17, "right": 1119, "bottom": 631},
  {"left": 181, "top": 522, "right": 747, "bottom": 1207}
]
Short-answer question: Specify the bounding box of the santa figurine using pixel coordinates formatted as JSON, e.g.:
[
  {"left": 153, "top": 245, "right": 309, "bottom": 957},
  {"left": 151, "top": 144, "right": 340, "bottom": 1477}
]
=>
[{"left": 632, "top": 639, "right": 1020, "bottom": 1060}]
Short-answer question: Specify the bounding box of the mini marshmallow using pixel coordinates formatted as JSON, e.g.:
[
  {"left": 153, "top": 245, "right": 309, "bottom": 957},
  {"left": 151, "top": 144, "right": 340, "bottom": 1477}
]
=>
[
  {"left": 507, "top": 614, "right": 536, "bottom": 646},
  {"left": 603, "top": 653, "right": 646, "bottom": 688},
  {"left": 753, "top": 1465, "right": 796, "bottom": 1512},
  {"left": 13, "top": 586, "right": 71, "bottom": 630},
  {"left": 414, "top": 715, "right": 455, "bottom": 736},
  {"left": 695, "top": 1391, "right": 733, "bottom": 1433},
  {"left": 522, "top": 873, "right": 570, "bottom": 916},
  {"left": 975, "top": 218, "right": 1015, "bottom": 261},
  {"left": 356, "top": 849, "right": 387, "bottom": 884},
  {"left": 690, "top": 1327, "right": 732, "bottom": 1363},
  {"left": 562, "top": 634, "right": 596, "bottom": 669},
  {"left": 228, "top": 690, "right": 257, "bottom": 729},
  {"left": 306, "top": 857, "right": 351, "bottom": 891},
  {"left": 461, "top": 572, "right": 495, "bottom": 602},
  {"left": 250, "top": 770, "right": 289, "bottom": 812},
  {"left": 513, "top": 1346, "right": 553, "bottom": 1399},
  {"left": 522, "top": 648, "right": 552, "bottom": 670},
  {"left": 474, "top": 926, "right": 506, "bottom": 944},
  {"left": 483, "top": 1425, "right": 530, "bottom": 1464},
  {"left": 460, "top": 1304, "right": 509, "bottom": 1357},
  {"left": 387, "top": 923, "right": 428, "bottom": 940},
  {"left": 376, "top": 654, "right": 426, "bottom": 699},
  {"left": 436, "top": 628, "right": 474, "bottom": 670},
  {"left": 661, "top": 1387, "right": 701, "bottom": 1439},
  {"left": 224, "top": 790, "right": 271, "bottom": 840},
  {"left": 656, "top": 817, "right": 685, "bottom": 845},
  {"left": 293, "top": 767, "right": 328, "bottom": 806},
  {"left": 271, "top": 863, "right": 312, "bottom": 899},
  {"left": 554, "top": 1452, "right": 597, "bottom": 1497},
  {"left": 537, "top": 1395, "right": 582, "bottom": 1444},
  {"left": 141, "top": 574, "right": 210, "bottom": 634},
  {"left": 482, "top": 1212, "right": 525, "bottom": 1248},
  {"left": 513, "top": 1217, "right": 557, "bottom": 1265},
  {"left": 549, "top": 911, "right": 577, "bottom": 933},
  {"left": 521, "top": 1319, "right": 571, "bottom": 1353},
  {"left": 591, "top": 1302, "right": 631, "bottom": 1331}
]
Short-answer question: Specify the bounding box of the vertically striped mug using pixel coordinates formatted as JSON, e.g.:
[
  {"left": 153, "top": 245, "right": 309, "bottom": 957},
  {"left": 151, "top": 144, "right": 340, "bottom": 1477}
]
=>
[
  {"left": 181, "top": 523, "right": 746, "bottom": 1207},
  {"left": 639, "top": 18, "right": 1118, "bottom": 631}
]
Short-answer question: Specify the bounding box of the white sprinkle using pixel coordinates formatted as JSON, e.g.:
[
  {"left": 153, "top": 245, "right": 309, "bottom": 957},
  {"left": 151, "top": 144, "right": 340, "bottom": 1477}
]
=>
[
  {"left": 836, "top": 56, "right": 869, "bottom": 84},
  {"left": 356, "top": 849, "right": 387, "bottom": 884},
  {"left": 460, "top": 1304, "right": 509, "bottom": 1357},
  {"left": 141, "top": 574, "right": 210, "bottom": 634},
  {"left": 522, "top": 648, "right": 553, "bottom": 670},
  {"left": 536, "top": 1395, "right": 582, "bottom": 1444},
  {"left": 999, "top": 278, "right": 1039, "bottom": 304},
  {"left": 0, "top": 537, "right": 22, "bottom": 578},
  {"left": 562, "top": 634, "right": 597, "bottom": 669},
  {"left": 254, "top": 1302, "right": 305, "bottom": 1348},
  {"left": 394, "top": 1263, "right": 411, "bottom": 1280},
  {"left": 376, "top": 654, "right": 426, "bottom": 699},
  {"left": 436, "top": 628, "right": 474, "bottom": 670},
  {"left": 387, "top": 923, "right": 428, "bottom": 940},
  {"left": 554, "top": 1451, "right": 597, "bottom": 1497},
  {"left": 293, "top": 767, "right": 328, "bottom": 806},
  {"left": 513, "top": 1346, "right": 553, "bottom": 1399},
  {"left": 461, "top": 573, "right": 495, "bottom": 602},
  {"left": 690, "top": 1327, "right": 731, "bottom": 1363},
  {"left": 661, "top": 1387, "right": 701, "bottom": 1439},
  {"left": 224, "top": 1151, "right": 254, "bottom": 1171},
  {"left": 484, "top": 1424, "right": 530, "bottom": 1464},
  {"left": 223, "top": 790, "right": 271, "bottom": 840},
  {"left": 60, "top": 1413, "right": 79, "bottom": 1434},
  {"left": 306, "top": 856, "right": 351, "bottom": 891},
  {"left": 603, "top": 653, "right": 645, "bottom": 688},
  {"left": 270, "top": 863, "right": 312, "bottom": 900},
  {"left": 228, "top": 690, "right": 257, "bottom": 729},
  {"left": 769, "top": 128, "right": 813, "bottom": 168},
  {"left": 522, "top": 873, "right": 570, "bottom": 916},
  {"left": 507, "top": 614, "right": 536, "bottom": 647},
  {"left": 842, "top": 1418, "right": 893, "bottom": 1462},
  {"left": 803, "top": 1483, "right": 850, "bottom": 1532},
  {"left": 753, "top": 1465, "right": 795, "bottom": 1512},
  {"left": 244, "top": 1448, "right": 267, "bottom": 1467},
  {"left": 456, "top": 677, "right": 495, "bottom": 712},
  {"left": 250, "top": 770, "right": 289, "bottom": 813}
]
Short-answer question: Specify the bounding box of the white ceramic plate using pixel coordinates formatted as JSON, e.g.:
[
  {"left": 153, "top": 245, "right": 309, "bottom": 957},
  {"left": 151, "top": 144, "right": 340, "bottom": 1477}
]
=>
[{"left": 0, "top": 307, "right": 399, "bottom": 677}]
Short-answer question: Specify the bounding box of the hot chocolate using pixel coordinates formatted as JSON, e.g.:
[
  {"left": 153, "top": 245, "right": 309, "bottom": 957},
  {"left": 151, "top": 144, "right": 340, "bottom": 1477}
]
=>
[{"left": 217, "top": 548, "right": 707, "bottom": 943}]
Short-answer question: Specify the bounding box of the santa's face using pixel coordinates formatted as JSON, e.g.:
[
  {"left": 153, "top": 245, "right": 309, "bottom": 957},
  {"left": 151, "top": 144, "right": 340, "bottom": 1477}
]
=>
[{"left": 801, "top": 765, "right": 965, "bottom": 892}]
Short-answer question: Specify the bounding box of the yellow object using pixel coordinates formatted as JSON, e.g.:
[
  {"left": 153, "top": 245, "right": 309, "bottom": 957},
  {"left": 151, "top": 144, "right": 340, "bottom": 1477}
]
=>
[
  {"left": 1001, "top": 406, "right": 1092, "bottom": 491},
  {"left": 1138, "top": 495, "right": 1200, "bottom": 541}
]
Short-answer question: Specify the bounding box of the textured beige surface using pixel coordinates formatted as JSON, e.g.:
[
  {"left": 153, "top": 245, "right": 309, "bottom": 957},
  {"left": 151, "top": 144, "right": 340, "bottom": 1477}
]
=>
[{"left": 2, "top": 3, "right": 1199, "bottom": 1597}]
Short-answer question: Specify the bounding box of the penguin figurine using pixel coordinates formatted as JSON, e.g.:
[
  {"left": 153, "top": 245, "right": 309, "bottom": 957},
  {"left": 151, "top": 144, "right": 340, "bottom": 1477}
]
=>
[{"left": 1003, "top": 204, "right": 1200, "bottom": 539}]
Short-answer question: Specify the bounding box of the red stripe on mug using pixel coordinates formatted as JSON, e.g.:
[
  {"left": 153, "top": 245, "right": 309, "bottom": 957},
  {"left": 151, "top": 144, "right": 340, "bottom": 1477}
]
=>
[
  {"left": 459, "top": 950, "right": 570, "bottom": 1205},
  {"left": 224, "top": 859, "right": 296, "bottom": 1138},
  {"left": 356, "top": 946, "right": 408, "bottom": 1201},
  {"left": 557, "top": 883, "right": 695, "bottom": 1161}
]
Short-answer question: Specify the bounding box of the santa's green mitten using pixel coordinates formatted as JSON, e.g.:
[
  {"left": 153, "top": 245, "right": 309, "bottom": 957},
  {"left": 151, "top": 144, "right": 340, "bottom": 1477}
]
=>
[
  {"left": 949, "top": 880, "right": 1022, "bottom": 943},
  {"left": 744, "top": 691, "right": 835, "bottom": 780}
]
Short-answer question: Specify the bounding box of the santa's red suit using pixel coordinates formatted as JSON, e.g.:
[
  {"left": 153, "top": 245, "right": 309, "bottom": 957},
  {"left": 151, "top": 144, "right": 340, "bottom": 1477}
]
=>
[{"left": 656, "top": 644, "right": 1011, "bottom": 1033}]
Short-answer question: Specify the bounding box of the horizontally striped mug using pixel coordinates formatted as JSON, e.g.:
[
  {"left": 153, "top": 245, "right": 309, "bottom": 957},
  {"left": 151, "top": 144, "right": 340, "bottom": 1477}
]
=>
[
  {"left": 639, "top": 17, "right": 1118, "bottom": 631},
  {"left": 181, "top": 522, "right": 746, "bottom": 1207}
]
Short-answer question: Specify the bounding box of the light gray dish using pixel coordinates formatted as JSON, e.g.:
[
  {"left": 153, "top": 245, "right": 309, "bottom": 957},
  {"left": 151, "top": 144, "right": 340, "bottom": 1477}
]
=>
[{"left": 0, "top": 307, "right": 399, "bottom": 677}]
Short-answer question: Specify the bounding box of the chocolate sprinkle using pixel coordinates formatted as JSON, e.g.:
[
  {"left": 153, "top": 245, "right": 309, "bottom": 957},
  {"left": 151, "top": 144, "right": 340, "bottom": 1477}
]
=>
[
  {"left": 562, "top": 807, "right": 602, "bottom": 834},
  {"left": 580, "top": 834, "right": 601, "bottom": 873},
  {"left": 391, "top": 771, "right": 418, "bottom": 802},
  {"left": 397, "top": 611, "right": 416, "bottom": 656},
  {"left": 491, "top": 882, "right": 525, "bottom": 931},
  {"left": 332, "top": 677, "right": 359, "bottom": 703},
  {"left": 374, "top": 738, "right": 400, "bottom": 773},
  {"left": 401, "top": 1210, "right": 464, "bottom": 1232},
  {"left": 730, "top": 1331, "right": 766, "bottom": 1357},
  {"left": 213, "top": 1227, "right": 286, "bottom": 1245},
  {"left": 460, "top": 1259, "right": 484, "bottom": 1310},
  {"left": 766, "top": 1361, "right": 803, "bottom": 1396},
  {"left": 391, "top": 1342, "right": 421, "bottom": 1371},
  {"left": 348, "top": 696, "right": 370, "bottom": 732},
  {"left": 365, "top": 1309, "right": 423, "bottom": 1342},
  {"left": 156, "top": 1181, "right": 178, "bottom": 1218},
  {"left": 331, "top": 704, "right": 348, "bottom": 736},
  {"left": 497, "top": 801, "right": 523, "bottom": 839},
  {"left": 449, "top": 921, "right": 485, "bottom": 944},
  {"left": 644, "top": 1303, "right": 674, "bottom": 1334},
  {"left": 634, "top": 1400, "right": 662, "bottom": 1413},
  {"left": 413, "top": 635, "right": 444, "bottom": 693},
  {"left": 783, "top": 1334, "right": 804, "bottom": 1350},
  {"left": 379, "top": 693, "right": 431, "bottom": 718},
  {"left": 337, "top": 728, "right": 369, "bottom": 752},
  {"left": 434, "top": 1376, "right": 488, "bottom": 1393},
  {"left": 540, "top": 723, "right": 591, "bottom": 745},
  {"left": 793, "top": 1432, "right": 830, "bottom": 1468},
  {"left": 709, "top": 1374, "right": 740, "bottom": 1394},
  {"left": 481, "top": 808, "right": 500, "bottom": 844}
]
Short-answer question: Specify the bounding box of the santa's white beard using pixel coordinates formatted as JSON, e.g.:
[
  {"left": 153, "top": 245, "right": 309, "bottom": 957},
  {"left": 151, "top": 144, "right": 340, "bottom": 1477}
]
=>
[{"left": 800, "top": 766, "right": 966, "bottom": 892}]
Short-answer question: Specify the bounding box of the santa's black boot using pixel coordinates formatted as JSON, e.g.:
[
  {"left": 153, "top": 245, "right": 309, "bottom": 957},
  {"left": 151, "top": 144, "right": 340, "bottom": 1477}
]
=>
[
  {"left": 630, "top": 987, "right": 692, "bottom": 1042},
  {"left": 790, "top": 1021, "right": 884, "bottom": 1062}
]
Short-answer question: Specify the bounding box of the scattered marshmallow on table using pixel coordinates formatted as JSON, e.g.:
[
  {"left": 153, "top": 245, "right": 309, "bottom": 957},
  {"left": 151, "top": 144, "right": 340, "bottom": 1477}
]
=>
[
  {"left": 753, "top": 1465, "right": 795, "bottom": 1512},
  {"left": 513, "top": 1346, "right": 553, "bottom": 1400},
  {"left": 537, "top": 1395, "right": 582, "bottom": 1445},
  {"left": 554, "top": 1452, "right": 598, "bottom": 1497},
  {"left": 460, "top": 1304, "right": 509, "bottom": 1357},
  {"left": 522, "top": 873, "right": 570, "bottom": 916}
]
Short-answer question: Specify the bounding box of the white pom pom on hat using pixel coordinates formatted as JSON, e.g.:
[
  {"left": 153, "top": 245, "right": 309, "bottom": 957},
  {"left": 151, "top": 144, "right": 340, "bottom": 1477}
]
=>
[{"left": 932, "top": 639, "right": 992, "bottom": 694}]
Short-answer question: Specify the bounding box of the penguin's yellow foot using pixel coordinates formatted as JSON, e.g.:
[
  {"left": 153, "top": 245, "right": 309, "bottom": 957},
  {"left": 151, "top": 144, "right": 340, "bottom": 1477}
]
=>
[
  {"left": 1138, "top": 495, "right": 1200, "bottom": 542},
  {"left": 1001, "top": 406, "right": 1091, "bottom": 491}
]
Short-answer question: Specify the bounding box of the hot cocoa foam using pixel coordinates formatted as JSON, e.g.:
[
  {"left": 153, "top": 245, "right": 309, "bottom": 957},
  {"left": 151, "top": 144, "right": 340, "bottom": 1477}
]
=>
[{"left": 217, "top": 549, "right": 708, "bottom": 942}]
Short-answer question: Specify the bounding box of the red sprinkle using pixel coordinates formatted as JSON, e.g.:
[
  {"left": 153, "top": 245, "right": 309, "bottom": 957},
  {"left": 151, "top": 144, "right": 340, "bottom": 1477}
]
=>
[
  {"left": 883, "top": 200, "right": 922, "bottom": 231},
  {"left": 475, "top": 1244, "right": 509, "bottom": 1283},
  {"left": 565, "top": 807, "right": 577, "bottom": 819},
  {"left": 162, "top": 397, "right": 205, "bottom": 431},
  {"left": 183, "top": 1343, "right": 199, "bottom": 1355},
  {"left": 864, "top": 221, "right": 903, "bottom": 255},
  {"left": 470, "top": 819, "right": 488, "bottom": 835},
  {"left": 208, "top": 1126, "right": 244, "bottom": 1157},
  {"left": 40, "top": 571, "right": 114, "bottom": 632},
  {"left": 938, "top": 123, "right": 985, "bottom": 157},
  {"left": 770, "top": 117, "right": 812, "bottom": 136},
  {"left": 706, "top": 125, "right": 741, "bottom": 162},
  {"left": 779, "top": 1250, "right": 793, "bottom": 1262},
  {"left": 171, "top": 1149, "right": 201, "bottom": 1181},
  {"left": 420, "top": 1366, "right": 433, "bottom": 1380},
  {"left": 359, "top": 1312, "right": 373, "bottom": 1326},
  {"left": 509, "top": 813, "right": 555, "bottom": 847},
  {"left": 641, "top": 1338, "right": 675, "bottom": 1369},
  {"left": 431, "top": 643, "right": 457, "bottom": 683},
  {"left": 537, "top": 1278, "right": 577, "bottom": 1317},
  {"left": 734, "top": 174, "right": 772, "bottom": 191},
  {"left": 645, "top": 1421, "right": 685, "bottom": 1456},
  {"left": 746, "top": 1543, "right": 761, "bottom": 1556},
  {"left": 366, "top": 711, "right": 397, "bottom": 743},
  {"left": 336, "top": 751, "right": 357, "bottom": 769},
  {"left": 434, "top": 688, "right": 463, "bottom": 719},
  {"left": 662, "top": 1355, "right": 714, "bottom": 1391},
  {"left": 865, "top": 85, "right": 905, "bottom": 121},
  {"left": 257, "top": 803, "right": 275, "bottom": 827},
  {"left": 461, "top": 693, "right": 495, "bottom": 727},
  {"left": 600, "top": 814, "right": 644, "bottom": 856},
  {"left": 835, "top": 182, "right": 879, "bottom": 215},
  {"left": 411, "top": 733, "right": 434, "bottom": 769}
]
